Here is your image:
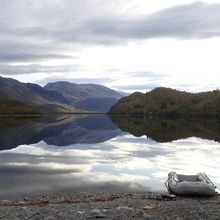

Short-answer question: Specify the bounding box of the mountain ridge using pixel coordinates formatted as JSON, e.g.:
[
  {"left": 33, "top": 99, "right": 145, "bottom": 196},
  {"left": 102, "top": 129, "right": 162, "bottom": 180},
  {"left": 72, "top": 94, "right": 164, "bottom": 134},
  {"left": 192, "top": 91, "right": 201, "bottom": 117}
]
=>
[
  {"left": 0, "top": 76, "right": 124, "bottom": 114},
  {"left": 44, "top": 81, "right": 123, "bottom": 112}
]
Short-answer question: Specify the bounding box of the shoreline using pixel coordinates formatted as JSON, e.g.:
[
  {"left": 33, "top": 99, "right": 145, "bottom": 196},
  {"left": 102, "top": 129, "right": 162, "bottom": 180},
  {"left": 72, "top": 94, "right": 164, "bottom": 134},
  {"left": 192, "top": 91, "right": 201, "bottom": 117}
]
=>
[{"left": 1, "top": 192, "right": 220, "bottom": 219}]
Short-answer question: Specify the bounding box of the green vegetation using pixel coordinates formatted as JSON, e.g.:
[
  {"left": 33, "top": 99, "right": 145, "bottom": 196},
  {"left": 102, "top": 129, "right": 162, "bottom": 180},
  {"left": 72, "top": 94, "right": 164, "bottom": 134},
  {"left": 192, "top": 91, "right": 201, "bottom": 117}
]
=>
[
  {"left": 0, "top": 99, "right": 43, "bottom": 115},
  {"left": 109, "top": 87, "right": 220, "bottom": 117}
]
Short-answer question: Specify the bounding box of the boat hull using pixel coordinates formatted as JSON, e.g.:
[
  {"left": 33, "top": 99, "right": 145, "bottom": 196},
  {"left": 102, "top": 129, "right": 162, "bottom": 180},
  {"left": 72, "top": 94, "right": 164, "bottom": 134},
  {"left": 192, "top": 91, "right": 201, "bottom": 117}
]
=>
[{"left": 167, "top": 172, "right": 216, "bottom": 196}]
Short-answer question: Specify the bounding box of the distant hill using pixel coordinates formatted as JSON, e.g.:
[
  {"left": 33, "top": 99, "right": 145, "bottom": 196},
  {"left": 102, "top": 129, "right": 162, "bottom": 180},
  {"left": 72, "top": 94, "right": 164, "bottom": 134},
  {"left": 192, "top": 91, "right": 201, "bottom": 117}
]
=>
[
  {"left": 0, "top": 76, "right": 124, "bottom": 114},
  {"left": 44, "top": 81, "right": 123, "bottom": 112},
  {"left": 0, "top": 76, "right": 80, "bottom": 114},
  {"left": 109, "top": 87, "right": 220, "bottom": 117},
  {"left": 0, "top": 99, "right": 42, "bottom": 115},
  {"left": 75, "top": 97, "right": 118, "bottom": 112}
]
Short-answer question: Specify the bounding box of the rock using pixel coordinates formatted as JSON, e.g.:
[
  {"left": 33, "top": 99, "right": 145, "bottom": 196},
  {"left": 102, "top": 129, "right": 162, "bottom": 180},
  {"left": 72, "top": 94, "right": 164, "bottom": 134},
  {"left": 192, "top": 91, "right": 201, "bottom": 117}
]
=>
[
  {"left": 125, "top": 193, "right": 132, "bottom": 196},
  {"left": 143, "top": 213, "right": 152, "bottom": 219},
  {"left": 90, "top": 209, "right": 102, "bottom": 215},
  {"left": 23, "top": 197, "right": 30, "bottom": 202},
  {"left": 161, "top": 194, "right": 176, "bottom": 200},
  {"left": 0, "top": 200, "right": 11, "bottom": 204},
  {"left": 143, "top": 205, "right": 158, "bottom": 210},
  {"left": 116, "top": 206, "right": 134, "bottom": 212},
  {"left": 44, "top": 217, "right": 54, "bottom": 220},
  {"left": 21, "top": 206, "right": 28, "bottom": 210},
  {"left": 89, "top": 209, "right": 107, "bottom": 218}
]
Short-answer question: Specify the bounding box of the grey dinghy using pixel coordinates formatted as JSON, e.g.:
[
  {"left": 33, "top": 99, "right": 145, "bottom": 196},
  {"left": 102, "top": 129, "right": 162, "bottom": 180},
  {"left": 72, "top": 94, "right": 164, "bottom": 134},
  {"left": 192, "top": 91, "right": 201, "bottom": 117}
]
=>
[{"left": 165, "top": 172, "right": 216, "bottom": 196}]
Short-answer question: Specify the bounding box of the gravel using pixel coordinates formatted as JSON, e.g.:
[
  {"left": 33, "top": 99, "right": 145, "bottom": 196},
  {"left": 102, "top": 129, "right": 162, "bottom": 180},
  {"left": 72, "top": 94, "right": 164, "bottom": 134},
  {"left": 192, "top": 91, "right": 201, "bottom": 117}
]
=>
[{"left": 0, "top": 192, "right": 220, "bottom": 219}]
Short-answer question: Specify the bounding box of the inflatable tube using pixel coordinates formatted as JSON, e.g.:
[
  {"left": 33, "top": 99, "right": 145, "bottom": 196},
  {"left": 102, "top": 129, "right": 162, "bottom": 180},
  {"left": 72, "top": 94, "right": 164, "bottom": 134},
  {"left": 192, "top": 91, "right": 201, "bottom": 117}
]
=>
[{"left": 166, "top": 172, "right": 216, "bottom": 196}]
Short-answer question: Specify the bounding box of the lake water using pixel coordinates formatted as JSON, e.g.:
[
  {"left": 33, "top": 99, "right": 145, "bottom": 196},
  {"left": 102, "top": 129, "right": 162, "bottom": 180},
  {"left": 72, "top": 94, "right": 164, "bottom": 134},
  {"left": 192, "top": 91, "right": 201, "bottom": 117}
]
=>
[{"left": 0, "top": 114, "right": 220, "bottom": 199}]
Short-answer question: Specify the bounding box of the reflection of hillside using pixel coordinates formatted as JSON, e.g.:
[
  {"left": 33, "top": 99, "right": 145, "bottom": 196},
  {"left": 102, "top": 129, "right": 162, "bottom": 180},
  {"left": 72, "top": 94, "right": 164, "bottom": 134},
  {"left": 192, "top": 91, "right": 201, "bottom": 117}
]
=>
[
  {"left": 0, "top": 114, "right": 122, "bottom": 150},
  {"left": 111, "top": 116, "right": 220, "bottom": 143}
]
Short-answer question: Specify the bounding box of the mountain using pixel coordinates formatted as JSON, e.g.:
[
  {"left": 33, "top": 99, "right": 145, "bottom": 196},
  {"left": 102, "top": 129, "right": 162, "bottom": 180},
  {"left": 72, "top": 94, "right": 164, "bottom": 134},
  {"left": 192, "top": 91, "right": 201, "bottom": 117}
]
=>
[
  {"left": 0, "top": 76, "right": 124, "bottom": 114},
  {"left": 109, "top": 87, "right": 220, "bottom": 117},
  {"left": 44, "top": 81, "right": 123, "bottom": 112},
  {"left": 75, "top": 97, "right": 118, "bottom": 112},
  {"left": 0, "top": 99, "right": 42, "bottom": 115},
  {"left": 0, "top": 76, "right": 78, "bottom": 114}
]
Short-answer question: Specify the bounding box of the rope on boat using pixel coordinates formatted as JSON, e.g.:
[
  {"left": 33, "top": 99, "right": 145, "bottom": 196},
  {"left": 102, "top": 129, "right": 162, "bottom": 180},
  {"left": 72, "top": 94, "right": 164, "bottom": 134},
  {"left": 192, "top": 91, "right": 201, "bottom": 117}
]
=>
[
  {"left": 165, "top": 172, "right": 178, "bottom": 193},
  {"left": 201, "top": 172, "right": 217, "bottom": 188}
]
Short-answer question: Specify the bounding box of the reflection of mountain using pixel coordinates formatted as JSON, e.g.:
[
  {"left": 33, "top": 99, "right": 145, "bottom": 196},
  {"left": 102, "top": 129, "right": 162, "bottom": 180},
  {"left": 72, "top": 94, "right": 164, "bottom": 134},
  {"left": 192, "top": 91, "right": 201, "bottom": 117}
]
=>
[
  {"left": 111, "top": 116, "right": 220, "bottom": 143},
  {"left": 0, "top": 115, "right": 122, "bottom": 150}
]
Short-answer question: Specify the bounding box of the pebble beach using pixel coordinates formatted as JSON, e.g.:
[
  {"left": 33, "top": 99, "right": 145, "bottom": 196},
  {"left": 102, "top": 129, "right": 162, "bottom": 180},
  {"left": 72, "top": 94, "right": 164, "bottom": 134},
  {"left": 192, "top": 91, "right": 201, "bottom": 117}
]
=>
[{"left": 0, "top": 192, "right": 220, "bottom": 220}]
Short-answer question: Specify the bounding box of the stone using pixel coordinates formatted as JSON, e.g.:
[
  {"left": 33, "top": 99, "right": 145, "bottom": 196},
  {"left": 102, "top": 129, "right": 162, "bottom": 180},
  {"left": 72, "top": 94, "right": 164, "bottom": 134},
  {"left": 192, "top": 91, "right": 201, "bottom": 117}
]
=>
[
  {"left": 90, "top": 209, "right": 102, "bottom": 215},
  {"left": 143, "top": 213, "right": 152, "bottom": 219},
  {"left": 162, "top": 194, "right": 176, "bottom": 200},
  {"left": 89, "top": 209, "right": 107, "bottom": 218},
  {"left": 23, "top": 197, "right": 30, "bottom": 202},
  {"left": 143, "top": 205, "right": 157, "bottom": 210},
  {"left": 116, "top": 206, "right": 134, "bottom": 212}
]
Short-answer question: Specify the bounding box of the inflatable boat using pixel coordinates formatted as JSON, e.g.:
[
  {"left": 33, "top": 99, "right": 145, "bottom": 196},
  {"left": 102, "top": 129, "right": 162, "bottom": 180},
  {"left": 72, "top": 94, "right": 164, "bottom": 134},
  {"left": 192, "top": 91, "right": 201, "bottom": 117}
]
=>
[{"left": 165, "top": 172, "right": 216, "bottom": 196}]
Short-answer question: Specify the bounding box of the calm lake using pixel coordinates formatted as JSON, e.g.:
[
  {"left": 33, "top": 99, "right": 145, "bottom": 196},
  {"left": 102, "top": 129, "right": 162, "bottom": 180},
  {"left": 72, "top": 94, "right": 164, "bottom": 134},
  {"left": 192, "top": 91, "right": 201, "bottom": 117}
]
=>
[{"left": 0, "top": 114, "right": 220, "bottom": 199}]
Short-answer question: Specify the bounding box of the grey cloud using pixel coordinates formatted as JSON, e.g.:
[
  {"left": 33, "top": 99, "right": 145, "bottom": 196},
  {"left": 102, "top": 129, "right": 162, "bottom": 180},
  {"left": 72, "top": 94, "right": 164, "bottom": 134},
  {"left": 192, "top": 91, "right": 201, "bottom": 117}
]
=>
[
  {"left": 114, "top": 83, "right": 159, "bottom": 91},
  {"left": 25, "top": 2, "right": 220, "bottom": 45},
  {"left": 2, "top": 2, "right": 220, "bottom": 46},
  {"left": 128, "top": 71, "right": 167, "bottom": 81},
  {"left": 0, "top": 64, "right": 80, "bottom": 75},
  {"left": 0, "top": 1, "right": 219, "bottom": 65},
  {"left": 0, "top": 38, "right": 75, "bottom": 63},
  {"left": 129, "top": 71, "right": 159, "bottom": 78},
  {"left": 0, "top": 54, "right": 74, "bottom": 62}
]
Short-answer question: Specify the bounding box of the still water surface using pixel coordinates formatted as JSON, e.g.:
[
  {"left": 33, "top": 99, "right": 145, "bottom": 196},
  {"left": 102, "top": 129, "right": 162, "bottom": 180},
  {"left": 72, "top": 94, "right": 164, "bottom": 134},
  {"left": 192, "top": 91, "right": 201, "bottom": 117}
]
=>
[{"left": 0, "top": 114, "right": 219, "bottom": 199}]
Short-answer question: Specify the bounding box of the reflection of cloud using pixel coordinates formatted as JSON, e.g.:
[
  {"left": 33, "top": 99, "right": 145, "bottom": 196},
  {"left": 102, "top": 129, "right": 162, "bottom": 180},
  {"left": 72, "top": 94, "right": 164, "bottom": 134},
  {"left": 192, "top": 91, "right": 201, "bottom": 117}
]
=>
[{"left": 1, "top": 135, "right": 220, "bottom": 199}]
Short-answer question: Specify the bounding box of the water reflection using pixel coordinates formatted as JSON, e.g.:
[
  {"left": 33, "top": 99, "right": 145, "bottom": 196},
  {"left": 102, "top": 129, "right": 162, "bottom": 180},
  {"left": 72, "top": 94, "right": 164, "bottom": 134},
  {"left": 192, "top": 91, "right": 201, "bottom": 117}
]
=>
[
  {"left": 111, "top": 116, "right": 220, "bottom": 142},
  {"left": 0, "top": 114, "right": 122, "bottom": 150},
  {"left": 0, "top": 115, "right": 220, "bottom": 199}
]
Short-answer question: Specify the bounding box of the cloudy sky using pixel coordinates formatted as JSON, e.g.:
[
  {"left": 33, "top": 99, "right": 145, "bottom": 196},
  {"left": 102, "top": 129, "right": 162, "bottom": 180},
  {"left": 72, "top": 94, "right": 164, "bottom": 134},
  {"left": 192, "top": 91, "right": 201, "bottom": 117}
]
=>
[{"left": 1, "top": 0, "right": 220, "bottom": 92}]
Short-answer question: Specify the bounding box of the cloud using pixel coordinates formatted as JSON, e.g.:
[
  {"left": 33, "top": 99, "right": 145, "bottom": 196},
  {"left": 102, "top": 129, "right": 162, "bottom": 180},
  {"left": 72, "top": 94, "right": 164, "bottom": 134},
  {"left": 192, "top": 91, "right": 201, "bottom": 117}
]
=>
[
  {"left": 128, "top": 71, "right": 166, "bottom": 79},
  {"left": 0, "top": 64, "right": 81, "bottom": 75},
  {"left": 0, "top": 54, "right": 74, "bottom": 63},
  {"left": 17, "top": 2, "right": 220, "bottom": 46},
  {"left": 0, "top": 1, "right": 220, "bottom": 92},
  {"left": 114, "top": 83, "right": 159, "bottom": 91},
  {"left": 1, "top": 2, "right": 220, "bottom": 51}
]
